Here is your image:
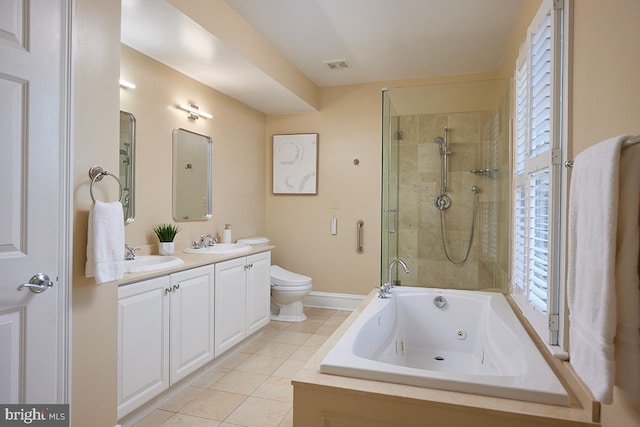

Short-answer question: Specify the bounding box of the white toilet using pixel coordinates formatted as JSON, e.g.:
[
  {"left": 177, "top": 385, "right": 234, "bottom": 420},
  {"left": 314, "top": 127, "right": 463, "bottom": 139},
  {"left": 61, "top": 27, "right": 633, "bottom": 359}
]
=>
[
  {"left": 270, "top": 265, "right": 312, "bottom": 322},
  {"left": 235, "top": 238, "right": 313, "bottom": 322}
]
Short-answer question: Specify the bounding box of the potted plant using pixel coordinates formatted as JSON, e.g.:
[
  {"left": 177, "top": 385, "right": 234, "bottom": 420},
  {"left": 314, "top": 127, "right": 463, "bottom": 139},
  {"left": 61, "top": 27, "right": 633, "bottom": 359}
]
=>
[{"left": 153, "top": 223, "right": 180, "bottom": 256}]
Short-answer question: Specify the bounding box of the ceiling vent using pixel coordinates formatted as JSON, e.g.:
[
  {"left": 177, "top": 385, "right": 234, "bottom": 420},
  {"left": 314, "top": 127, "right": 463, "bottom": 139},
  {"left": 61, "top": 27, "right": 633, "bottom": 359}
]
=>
[{"left": 324, "top": 59, "right": 351, "bottom": 70}]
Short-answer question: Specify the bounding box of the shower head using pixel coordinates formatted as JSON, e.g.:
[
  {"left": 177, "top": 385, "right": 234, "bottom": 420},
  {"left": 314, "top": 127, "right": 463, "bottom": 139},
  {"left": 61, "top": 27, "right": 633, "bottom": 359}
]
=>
[{"left": 434, "top": 136, "right": 445, "bottom": 145}]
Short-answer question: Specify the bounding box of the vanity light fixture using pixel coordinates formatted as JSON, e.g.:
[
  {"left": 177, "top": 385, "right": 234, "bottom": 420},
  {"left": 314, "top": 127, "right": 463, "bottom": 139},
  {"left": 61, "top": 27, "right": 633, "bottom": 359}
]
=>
[
  {"left": 119, "top": 79, "right": 136, "bottom": 89},
  {"left": 178, "top": 103, "right": 213, "bottom": 120}
]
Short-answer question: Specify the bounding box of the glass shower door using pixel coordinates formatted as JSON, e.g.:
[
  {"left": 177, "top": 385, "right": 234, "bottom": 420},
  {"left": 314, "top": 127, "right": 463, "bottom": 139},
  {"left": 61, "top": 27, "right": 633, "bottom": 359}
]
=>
[{"left": 381, "top": 89, "right": 399, "bottom": 283}]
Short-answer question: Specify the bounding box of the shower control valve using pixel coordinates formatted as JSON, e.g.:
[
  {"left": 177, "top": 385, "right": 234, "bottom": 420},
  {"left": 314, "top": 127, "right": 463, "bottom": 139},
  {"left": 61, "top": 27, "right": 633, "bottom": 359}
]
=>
[{"left": 434, "top": 194, "right": 451, "bottom": 211}]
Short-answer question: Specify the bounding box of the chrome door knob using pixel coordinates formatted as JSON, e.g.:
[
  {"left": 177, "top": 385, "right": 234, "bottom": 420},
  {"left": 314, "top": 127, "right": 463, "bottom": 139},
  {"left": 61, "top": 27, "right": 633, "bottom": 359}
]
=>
[{"left": 17, "top": 273, "right": 54, "bottom": 293}]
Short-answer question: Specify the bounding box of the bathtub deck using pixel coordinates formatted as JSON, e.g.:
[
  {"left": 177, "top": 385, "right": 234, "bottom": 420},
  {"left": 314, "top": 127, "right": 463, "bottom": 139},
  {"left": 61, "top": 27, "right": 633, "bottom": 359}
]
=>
[{"left": 293, "top": 289, "right": 599, "bottom": 427}]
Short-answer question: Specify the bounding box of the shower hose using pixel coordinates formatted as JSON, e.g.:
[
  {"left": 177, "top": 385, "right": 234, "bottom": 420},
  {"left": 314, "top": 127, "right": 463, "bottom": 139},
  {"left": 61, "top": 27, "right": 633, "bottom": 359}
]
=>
[{"left": 439, "top": 186, "right": 478, "bottom": 265}]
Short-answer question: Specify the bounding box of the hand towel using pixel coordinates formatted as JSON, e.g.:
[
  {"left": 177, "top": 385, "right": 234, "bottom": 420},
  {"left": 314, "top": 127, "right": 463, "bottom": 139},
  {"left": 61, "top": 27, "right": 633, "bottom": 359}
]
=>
[
  {"left": 85, "top": 200, "right": 125, "bottom": 284},
  {"left": 614, "top": 141, "right": 640, "bottom": 400},
  {"left": 567, "top": 135, "right": 625, "bottom": 403}
]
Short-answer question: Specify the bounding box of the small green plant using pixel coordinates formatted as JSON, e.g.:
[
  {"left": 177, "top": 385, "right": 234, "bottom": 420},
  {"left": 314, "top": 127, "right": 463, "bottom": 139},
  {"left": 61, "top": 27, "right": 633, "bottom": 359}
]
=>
[{"left": 153, "top": 223, "right": 180, "bottom": 242}]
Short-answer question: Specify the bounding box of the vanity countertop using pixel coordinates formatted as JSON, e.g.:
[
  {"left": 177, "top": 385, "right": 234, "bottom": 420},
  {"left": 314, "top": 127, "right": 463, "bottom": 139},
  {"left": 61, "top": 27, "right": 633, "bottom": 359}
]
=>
[{"left": 114, "top": 245, "right": 274, "bottom": 286}]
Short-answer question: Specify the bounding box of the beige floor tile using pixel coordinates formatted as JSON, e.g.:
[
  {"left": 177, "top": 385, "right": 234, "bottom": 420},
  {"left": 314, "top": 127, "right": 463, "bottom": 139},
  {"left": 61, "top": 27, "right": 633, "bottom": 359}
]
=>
[
  {"left": 217, "top": 352, "right": 251, "bottom": 369},
  {"left": 225, "top": 397, "right": 292, "bottom": 427},
  {"left": 234, "top": 354, "right": 286, "bottom": 375},
  {"left": 254, "top": 341, "right": 300, "bottom": 359},
  {"left": 271, "top": 359, "right": 305, "bottom": 379},
  {"left": 209, "top": 370, "right": 269, "bottom": 395},
  {"left": 270, "top": 331, "right": 313, "bottom": 345},
  {"left": 251, "top": 376, "right": 293, "bottom": 403},
  {"left": 288, "top": 345, "right": 319, "bottom": 362},
  {"left": 303, "top": 333, "right": 330, "bottom": 348},
  {"left": 277, "top": 409, "right": 293, "bottom": 427},
  {"left": 160, "top": 413, "right": 221, "bottom": 426},
  {"left": 192, "top": 369, "right": 230, "bottom": 389},
  {"left": 160, "top": 386, "right": 206, "bottom": 412},
  {"left": 325, "top": 311, "right": 351, "bottom": 325},
  {"left": 238, "top": 337, "right": 268, "bottom": 354},
  {"left": 314, "top": 323, "right": 339, "bottom": 336},
  {"left": 283, "top": 320, "right": 323, "bottom": 334},
  {"left": 305, "top": 308, "right": 336, "bottom": 318},
  {"left": 180, "top": 389, "right": 247, "bottom": 421},
  {"left": 263, "top": 321, "right": 290, "bottom": 332},
  {"left": 133, "top": 409, "right": 174, "bottom": 427}
]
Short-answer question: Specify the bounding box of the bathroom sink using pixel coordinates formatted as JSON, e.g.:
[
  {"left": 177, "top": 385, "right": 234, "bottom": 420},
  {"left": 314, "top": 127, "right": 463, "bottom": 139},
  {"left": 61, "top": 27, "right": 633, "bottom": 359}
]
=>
[
  {"left": 184, "top": 243, "right": 252, "bottom": 255},
  {"left": 124, "top": 255, "right": 184, "bottom": 273}
]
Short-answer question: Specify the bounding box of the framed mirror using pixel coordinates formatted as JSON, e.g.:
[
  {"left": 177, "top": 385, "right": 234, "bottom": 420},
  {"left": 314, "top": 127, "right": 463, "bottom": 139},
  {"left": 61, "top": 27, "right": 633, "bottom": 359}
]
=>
[
  {"left": 119, "top": 111, "right": 136, "bottom": 224},
  {"left": 172, "top": 128, "right": 212, "bottom": 221}
]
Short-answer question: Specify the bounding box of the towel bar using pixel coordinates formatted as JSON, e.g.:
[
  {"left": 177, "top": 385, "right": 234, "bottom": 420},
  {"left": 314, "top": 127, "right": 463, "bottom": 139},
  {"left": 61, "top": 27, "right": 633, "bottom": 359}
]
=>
[
  {"left": 89, "top": 165, "right": 123, "bottom": 203},
  {"left": 565, "top": 134, "right": 640, "bottom": 168}
]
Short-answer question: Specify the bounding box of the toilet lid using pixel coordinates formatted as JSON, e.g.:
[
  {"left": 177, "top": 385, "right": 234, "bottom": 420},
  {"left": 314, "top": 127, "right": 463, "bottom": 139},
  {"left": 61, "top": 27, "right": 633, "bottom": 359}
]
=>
[
  {"left": 270, "top": 265, "right": 312, "bottom": 287},
  {"left": 236, "top": 236, "right": 270, "bottom": 246}
]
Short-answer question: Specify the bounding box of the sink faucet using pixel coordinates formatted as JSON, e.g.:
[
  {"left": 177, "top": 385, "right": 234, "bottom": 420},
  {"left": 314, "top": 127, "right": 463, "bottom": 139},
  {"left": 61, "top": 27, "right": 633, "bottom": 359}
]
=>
[
  {"left": 124, "top": 244, "right": 139, "bottom": 260},
  {"left": 379, "top": 258, "right": 409, "bottom": 298},
  {"left": 200, "top": 234, "right": 217, "bottom": 248}
]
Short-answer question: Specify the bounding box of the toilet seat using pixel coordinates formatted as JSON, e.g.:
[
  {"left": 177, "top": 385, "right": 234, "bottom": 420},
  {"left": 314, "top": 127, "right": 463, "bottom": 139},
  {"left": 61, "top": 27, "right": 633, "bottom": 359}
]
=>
[{"left": 270, "top": 265, "right": 312, "bottom": 287}]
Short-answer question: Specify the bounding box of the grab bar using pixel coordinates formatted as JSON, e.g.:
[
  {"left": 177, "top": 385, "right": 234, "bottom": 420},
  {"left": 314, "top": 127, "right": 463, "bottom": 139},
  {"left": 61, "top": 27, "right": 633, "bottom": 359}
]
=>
[{"left": 356, "top": 220, "right": 364, "bottom": 254}]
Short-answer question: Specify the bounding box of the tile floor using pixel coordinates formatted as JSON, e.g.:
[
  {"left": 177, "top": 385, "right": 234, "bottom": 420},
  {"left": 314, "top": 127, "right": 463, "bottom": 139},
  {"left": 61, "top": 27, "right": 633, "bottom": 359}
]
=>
[{"left": 132, "top": 308, "right": 350, "bottom": 427}]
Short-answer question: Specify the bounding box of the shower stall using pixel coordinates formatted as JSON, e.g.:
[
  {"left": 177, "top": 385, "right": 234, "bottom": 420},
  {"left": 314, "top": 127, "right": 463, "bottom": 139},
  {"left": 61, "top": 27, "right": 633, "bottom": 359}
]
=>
[{"left": 381, "top": 79, "right": 511, "bottom": 292}]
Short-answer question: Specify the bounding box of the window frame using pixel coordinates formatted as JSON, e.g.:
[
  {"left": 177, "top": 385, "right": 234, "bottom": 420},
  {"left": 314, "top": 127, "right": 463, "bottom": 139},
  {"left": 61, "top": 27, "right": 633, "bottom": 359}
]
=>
[{"left": 510, "top": 0, "right": 569, "bottom": 354}]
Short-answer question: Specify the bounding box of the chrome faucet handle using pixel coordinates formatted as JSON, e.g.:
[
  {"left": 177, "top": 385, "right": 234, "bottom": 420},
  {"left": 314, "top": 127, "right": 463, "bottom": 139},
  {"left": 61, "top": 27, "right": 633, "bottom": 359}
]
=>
[
  {"left": 124, "top": 244, "right": 139, "bottom": 260},
  {"left": 201, "top": 234, "right": 217, "bottom": 247},
  {"left": 378, "top": 282, "right": 392, "bottom": 299}
]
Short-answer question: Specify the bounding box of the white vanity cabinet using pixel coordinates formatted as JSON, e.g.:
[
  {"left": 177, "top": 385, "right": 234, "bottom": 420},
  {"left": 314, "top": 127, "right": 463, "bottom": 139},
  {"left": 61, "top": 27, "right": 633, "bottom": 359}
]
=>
[
  {"left": 169, "top": 265, "right": 215, "bottom": 383},
  {"left": 117, "top": 275, "right": 170, "bottom": 418},
  {"left": 117, "top": 265, "right": 215, "bottom": 418},
  {"left": 215, "top": 251, "right": 271, "bottom": 356}
]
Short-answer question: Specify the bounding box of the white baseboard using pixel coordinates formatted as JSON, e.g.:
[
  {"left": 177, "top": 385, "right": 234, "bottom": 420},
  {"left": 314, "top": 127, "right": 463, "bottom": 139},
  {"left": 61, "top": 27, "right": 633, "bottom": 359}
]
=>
[{"left": 302, "top": 291, "right": 365, "bottom": 311}]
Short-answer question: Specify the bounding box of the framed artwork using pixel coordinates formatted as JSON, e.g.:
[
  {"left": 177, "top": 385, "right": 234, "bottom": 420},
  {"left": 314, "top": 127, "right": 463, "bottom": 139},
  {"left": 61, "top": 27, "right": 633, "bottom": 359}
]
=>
[{"left": 272, "top": 133, "right": 318, "bottom": 194}]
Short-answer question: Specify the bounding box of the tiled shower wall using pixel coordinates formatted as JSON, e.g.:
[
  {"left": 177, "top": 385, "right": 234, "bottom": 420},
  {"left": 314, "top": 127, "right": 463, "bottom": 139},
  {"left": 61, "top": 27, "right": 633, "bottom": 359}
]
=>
[{"left": 395, "top": 110, "right": 509, "bottom": 291}]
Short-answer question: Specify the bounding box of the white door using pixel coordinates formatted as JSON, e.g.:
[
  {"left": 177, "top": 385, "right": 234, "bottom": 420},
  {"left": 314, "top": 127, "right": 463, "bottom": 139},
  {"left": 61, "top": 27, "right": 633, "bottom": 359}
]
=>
[{"left": 0, "top": 0, "right": 69, "bottom": 403}]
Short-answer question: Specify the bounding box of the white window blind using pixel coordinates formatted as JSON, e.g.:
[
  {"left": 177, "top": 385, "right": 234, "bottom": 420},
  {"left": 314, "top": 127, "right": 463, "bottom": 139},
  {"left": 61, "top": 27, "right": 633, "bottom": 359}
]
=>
[{"left": 511, "top": 0, "right": 563, "bottom": 346}]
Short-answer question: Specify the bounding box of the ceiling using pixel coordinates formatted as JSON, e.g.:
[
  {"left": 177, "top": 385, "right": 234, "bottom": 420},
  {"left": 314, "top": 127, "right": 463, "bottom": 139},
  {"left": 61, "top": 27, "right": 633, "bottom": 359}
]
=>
[{"left": 121, "top": 0, "right": 523, "bottom": 114}]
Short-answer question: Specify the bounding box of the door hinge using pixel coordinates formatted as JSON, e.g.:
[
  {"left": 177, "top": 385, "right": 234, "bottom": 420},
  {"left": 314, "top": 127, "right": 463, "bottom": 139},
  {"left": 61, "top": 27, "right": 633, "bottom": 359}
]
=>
[
  {"left": 553, "top": 0, "right": 564, "bottom": 10},
  {"left": 549, "top": 314, "right": 560, "bottom": 331},
  {"left": 551, "top": 148, "right": 563, "bottom": 165}
]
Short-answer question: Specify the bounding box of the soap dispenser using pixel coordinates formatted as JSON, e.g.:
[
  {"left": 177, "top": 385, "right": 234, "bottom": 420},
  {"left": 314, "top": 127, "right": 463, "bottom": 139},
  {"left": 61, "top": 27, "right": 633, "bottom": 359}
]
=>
[{"left": 223, "top": 224, "right": 232, "bottom": 244}]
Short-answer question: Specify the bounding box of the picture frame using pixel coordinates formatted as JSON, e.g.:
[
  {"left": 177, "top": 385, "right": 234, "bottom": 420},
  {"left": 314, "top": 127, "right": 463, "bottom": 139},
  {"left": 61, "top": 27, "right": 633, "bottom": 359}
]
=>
[{"left": 272, "top": 133, "right": 318, "bottom": 195}]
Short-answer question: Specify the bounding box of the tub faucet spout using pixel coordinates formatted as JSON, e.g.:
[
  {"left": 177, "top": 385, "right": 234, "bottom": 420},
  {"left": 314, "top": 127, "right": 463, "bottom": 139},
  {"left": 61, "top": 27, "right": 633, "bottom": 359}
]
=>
[{"left": 379, "top": 258, "right": 409, "bottom": 298}]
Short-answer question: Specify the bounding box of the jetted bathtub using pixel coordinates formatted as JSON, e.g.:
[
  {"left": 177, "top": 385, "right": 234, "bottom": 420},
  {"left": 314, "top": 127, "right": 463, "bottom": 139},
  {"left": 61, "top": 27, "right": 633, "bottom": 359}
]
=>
[{"left": 320, "top": 287, "right": 569, "bottom": 406}]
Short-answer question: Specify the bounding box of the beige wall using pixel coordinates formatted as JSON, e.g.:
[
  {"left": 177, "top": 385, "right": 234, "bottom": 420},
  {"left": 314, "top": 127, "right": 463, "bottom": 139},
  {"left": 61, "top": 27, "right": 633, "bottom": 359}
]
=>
[
  {"left": 265, "top": 84, "right": 382, "bottom": 295},
  {"left": 119, "top": 45, "right": 267, "bottom": 250},
  {"left": 572, "top": 1, "right": 640, "bottom": 426},
  {"left": 71, "top": 0, "right": 121, "bottom": 425}
]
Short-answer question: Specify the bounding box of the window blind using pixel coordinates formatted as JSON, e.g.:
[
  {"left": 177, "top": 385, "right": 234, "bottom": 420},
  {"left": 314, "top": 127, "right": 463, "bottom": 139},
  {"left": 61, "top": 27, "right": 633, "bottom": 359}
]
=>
[{"left": 511, "top": 1, "right": 559, "bottom": 343}]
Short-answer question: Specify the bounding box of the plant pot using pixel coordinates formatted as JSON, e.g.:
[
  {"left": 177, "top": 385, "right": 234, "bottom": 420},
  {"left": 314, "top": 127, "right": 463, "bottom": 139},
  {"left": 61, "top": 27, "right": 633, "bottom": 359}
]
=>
[{"left": 159, "top": 242, "right": 175, "bottom": 256}]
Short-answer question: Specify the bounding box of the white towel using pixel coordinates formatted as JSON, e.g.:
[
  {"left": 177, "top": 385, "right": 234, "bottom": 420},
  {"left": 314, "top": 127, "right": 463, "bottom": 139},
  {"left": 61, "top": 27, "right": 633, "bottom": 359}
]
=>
[
  {"left": 567, "top": 135, "right": 640, "bottom": 404},
  {"left": 614, "top": 141, "right": 640, "bottom": 400},
  {"left": 85, "top": 201, "right": 125, "bottom": 284}
]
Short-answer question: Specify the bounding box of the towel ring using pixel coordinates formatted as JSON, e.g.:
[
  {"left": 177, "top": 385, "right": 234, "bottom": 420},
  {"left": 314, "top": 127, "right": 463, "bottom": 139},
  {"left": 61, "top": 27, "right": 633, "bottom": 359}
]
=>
[{"left": 89, "top": 165, "right": 123, "bottom": 203}]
